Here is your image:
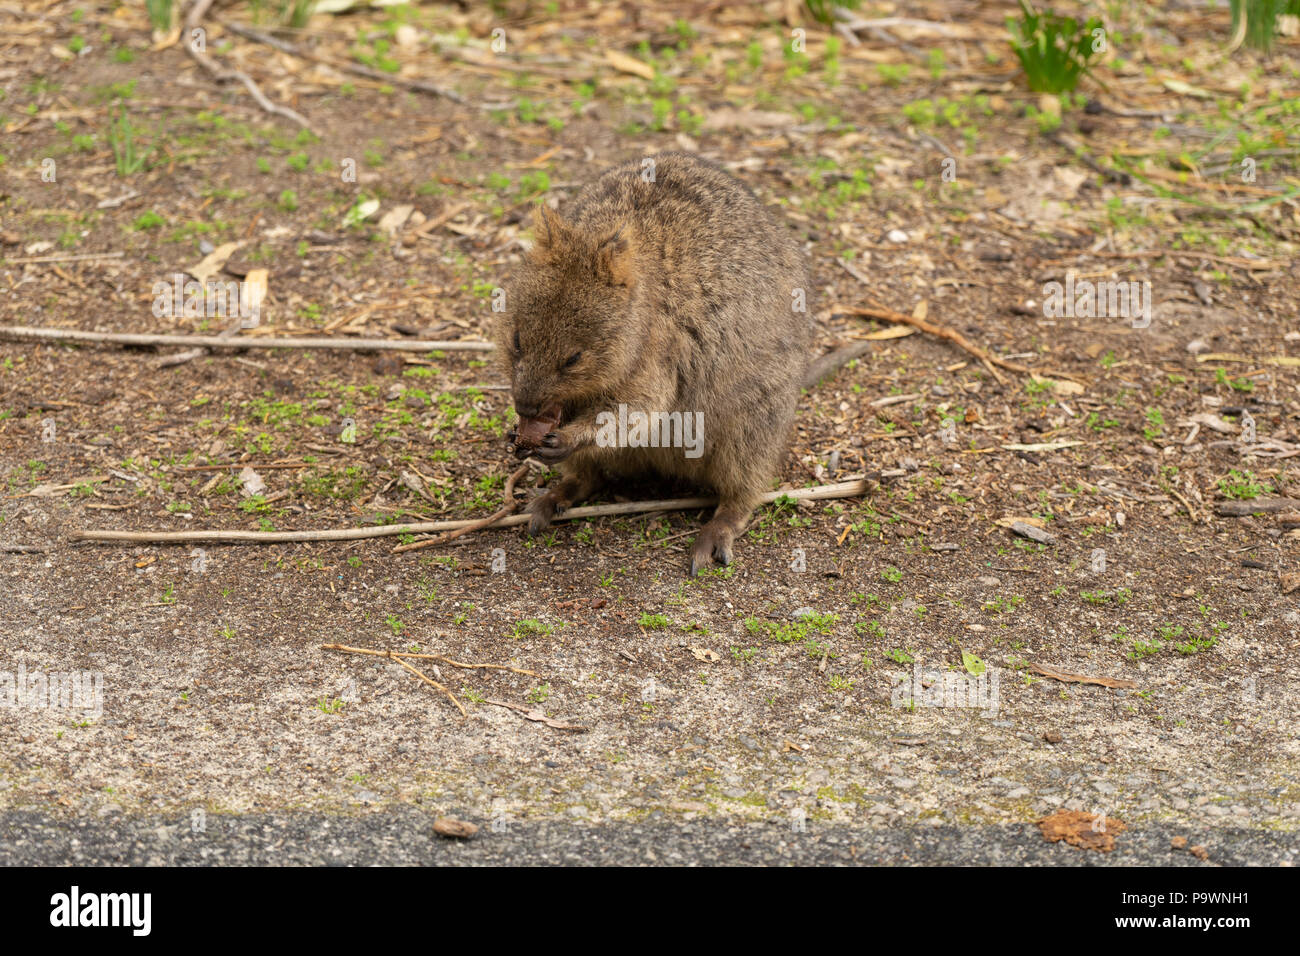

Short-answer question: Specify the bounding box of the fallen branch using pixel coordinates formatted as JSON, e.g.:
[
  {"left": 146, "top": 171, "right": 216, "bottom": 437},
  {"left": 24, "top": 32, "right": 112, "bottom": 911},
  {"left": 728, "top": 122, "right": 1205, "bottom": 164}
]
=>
[
  {"left": 0, "top": 326, "right": 493, "bottom": 353},
  {"left": 69, "top": 479, "right": 870, "bottom": 545},
  {"left": 393, "top": 463, "right": 529, "bottom": 553}
]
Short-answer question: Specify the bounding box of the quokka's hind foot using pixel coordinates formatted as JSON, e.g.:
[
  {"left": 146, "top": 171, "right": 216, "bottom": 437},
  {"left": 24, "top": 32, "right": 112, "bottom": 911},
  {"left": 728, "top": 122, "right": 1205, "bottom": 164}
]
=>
[{"left": 689, "top": 503, "right": 752, "bottom": 576}]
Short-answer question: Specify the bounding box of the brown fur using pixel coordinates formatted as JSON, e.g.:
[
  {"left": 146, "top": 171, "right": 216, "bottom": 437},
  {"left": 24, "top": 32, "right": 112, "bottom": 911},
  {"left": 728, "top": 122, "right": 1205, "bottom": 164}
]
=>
[{"left": 494, "top": 152, "right": 813, "bottom": 574}]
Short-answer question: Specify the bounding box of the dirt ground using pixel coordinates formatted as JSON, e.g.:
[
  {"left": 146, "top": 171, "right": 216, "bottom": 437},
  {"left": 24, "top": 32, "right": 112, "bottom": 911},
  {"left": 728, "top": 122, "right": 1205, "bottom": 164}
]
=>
[{"left": 1, "top": 2, "right": 1298, "bottom": 864}]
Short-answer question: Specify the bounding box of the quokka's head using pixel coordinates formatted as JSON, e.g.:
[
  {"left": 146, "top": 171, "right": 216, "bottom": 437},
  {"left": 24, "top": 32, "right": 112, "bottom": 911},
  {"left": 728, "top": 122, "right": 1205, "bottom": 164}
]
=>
[{"left": 495, "top": 204, "right": 638, "bottom": 422}]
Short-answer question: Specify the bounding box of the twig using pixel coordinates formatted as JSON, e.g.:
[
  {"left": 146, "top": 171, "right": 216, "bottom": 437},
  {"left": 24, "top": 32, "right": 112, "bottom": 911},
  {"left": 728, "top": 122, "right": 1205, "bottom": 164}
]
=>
[
  {"left": 484, "top": 699, "right": 588, "bottom": 732},
  {"left": 184, "top": 0, "right": 314, "bottom": 132},
  {"left": 321, "top": 643, "right": 536, "bottom": 676},
  {"left": 2, "top": 251, "right": 125, "bottom": 265},
  {"left": 393, "top": 463, "right": 529, "bottom": 553},
  {"left": 0, "top": 326, "right": 493, "bottom": 352},
  {"left": 384, "top": 650, "right": 466, "bottom": 717},
  {"left": 69, "top": 479, "right": 870, "bottom": 545},
  {"left": 835, "top": 260, "right": 1027, "bottom": 382},
  {"left": 223, "top": 22, "right": 467, "bottom": 106}
]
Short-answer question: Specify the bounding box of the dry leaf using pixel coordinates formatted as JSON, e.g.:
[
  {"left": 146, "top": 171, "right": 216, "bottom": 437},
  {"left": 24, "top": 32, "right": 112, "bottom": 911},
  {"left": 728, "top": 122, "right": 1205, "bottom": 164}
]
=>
[
  {"left": 1029, "top": 374, "right": 1084, "bottom": 396},
  {"left": 186, "top": 242, "right": 244, "bottom": 284},
  {"left": 238, "top": 467, "right": 266, "bottom": 497},
  {"left": 377, "top": 204, "right": 414, "bottom": 236},
  {"left": 858, "top": 326, "right": 916, "bottom": 341},
  {"left": 690, "top": 646, "right": 721, "bottom": 663}
]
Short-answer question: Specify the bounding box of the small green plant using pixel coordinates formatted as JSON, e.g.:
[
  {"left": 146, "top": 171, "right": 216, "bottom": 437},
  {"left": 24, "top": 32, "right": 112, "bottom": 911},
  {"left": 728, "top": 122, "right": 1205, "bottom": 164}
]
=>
[
  {"left": 982, "top": 595, "right": 1025, "bottom": 615},
  {"left": 638, "top": 613, "right": 671, "bottom": 630},
  {"left": 1006, "top": 0, "right": 1104, "bottom": 93},
  {"left": 1175, "top": 634, "right": 1218, "bottom": 655},
  {"left": 1143, "top": 407, "right": 1165, "bottom": 441},
  {"left": 1128, "top": 641, "right": 1161, "bottom": 660},
  {"left": 108, "top": 108, "right": 149, "bottom": 176},
  {"left": 1229, "top": 0, "right": 1291, "bottom": 52},
  {"left": 1215, "top": 367, "right": 1255, "bottom": 393},
  {"left": 806, "top": 0, "right": 861, "bottom": 26},
  {"left": 512, "top": 618, "right": 556, "bottom": 640},
  {"left": 1218, "top": 469, "right": 1272, "bottom": 500},
  {"left": 1081, "top": 587, "right": 1130, "bottom": 606},
  {"left": 146, "top": 0, "right": 174, "bottom": 31}
]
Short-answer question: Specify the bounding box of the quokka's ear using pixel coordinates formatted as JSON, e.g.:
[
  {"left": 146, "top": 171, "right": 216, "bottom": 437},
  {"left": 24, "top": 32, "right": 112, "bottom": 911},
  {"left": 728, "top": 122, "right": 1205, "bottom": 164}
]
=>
[
  {"left": 529, "top": 204, "right": 571, "bottom": 261},
  {"left": 595, "top": 229, "right": 636, "bottom": 287}
]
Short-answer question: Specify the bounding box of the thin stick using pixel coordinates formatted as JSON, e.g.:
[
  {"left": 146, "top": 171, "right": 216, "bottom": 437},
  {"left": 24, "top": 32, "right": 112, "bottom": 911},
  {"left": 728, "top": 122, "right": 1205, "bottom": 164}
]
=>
[
  {"left": 2, "top": 251, "right": 125, "bottom": 265},
  {"left": 0, "top": 326, "right": 493, "bottom": 352},
  {"left": 321, "top": 643, "right": 536, "bottom": 676},
  {"left": 185, "top": 0, "right": 314, "bottom": 132},
  {"left": 69, "top": 479, "right": 870, "bottom": 545},
  {"left": 223, "top": 22, "right": 468, "bottom": 106},
  {"left": 383, "top": 650, "right": 467, "bottom": 717},
  {"left": 393, "top": 463, "right": 529, "bottom": 553}
]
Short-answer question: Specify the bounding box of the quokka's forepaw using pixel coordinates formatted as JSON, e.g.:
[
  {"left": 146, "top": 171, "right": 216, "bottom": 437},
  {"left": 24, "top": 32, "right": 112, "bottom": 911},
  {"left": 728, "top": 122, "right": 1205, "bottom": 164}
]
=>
[{"left": 526, "top": 490, "right": 566, "bottom": 536}]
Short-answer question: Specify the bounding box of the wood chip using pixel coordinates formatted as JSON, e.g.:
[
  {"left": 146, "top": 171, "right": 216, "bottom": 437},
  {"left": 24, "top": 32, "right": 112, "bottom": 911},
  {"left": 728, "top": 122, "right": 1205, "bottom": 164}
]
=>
[
  {"left": 1010, "top": 521, "right": 1057, "bottom": 545},
  {"left": 605, "top": 49, "right": 655, "bottom": 80},
  {"left": 432, "top": 817, "right": 479, "bottom": 839},
  {"left": 1216, "top": 498, "right": 1300, "bottom": 516}
]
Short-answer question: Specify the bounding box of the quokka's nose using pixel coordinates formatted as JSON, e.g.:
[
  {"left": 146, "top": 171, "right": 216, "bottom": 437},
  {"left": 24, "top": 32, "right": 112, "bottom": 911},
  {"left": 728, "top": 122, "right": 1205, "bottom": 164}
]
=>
[{"left": 515, "top": 402, "right": 541, "bottom": 419}]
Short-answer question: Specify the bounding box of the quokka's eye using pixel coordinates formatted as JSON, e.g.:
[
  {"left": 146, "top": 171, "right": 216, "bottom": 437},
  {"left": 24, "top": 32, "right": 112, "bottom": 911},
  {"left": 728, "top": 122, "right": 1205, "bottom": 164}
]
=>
[
  {"left": 512, "top": 330, "right": 522, "bottom": 353},
  {"left": 563, "top": 351, "right": 582, "bottom": 369}
]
